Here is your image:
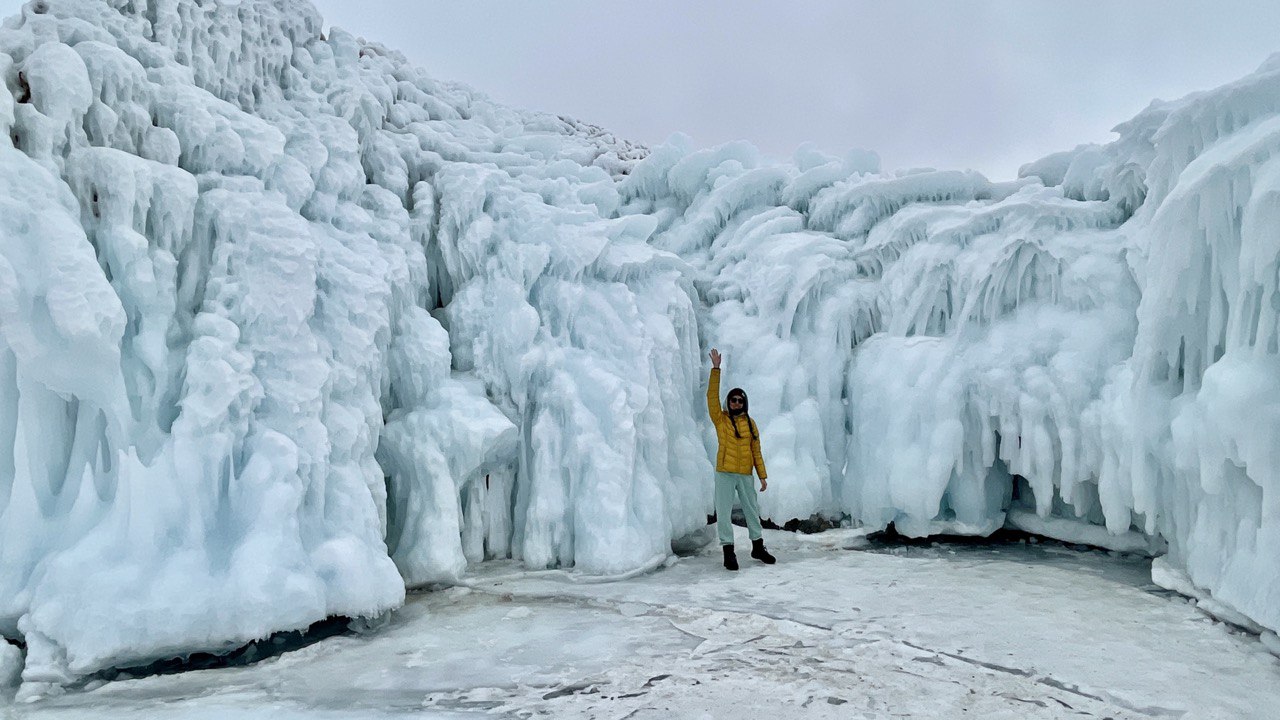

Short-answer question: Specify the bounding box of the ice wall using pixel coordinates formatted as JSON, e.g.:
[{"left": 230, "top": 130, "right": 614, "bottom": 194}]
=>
[
  {"left": 0, "top": 0, "right": 704, "bottom": 689},
  {"left": 614, "top": 64, "right": 1280, "bottom": 634},
  {"left": 619, "top": 137, "right": 1143, "bottom": 542},
  {"left": 0, "top": 0, "right": 1278, "bottom": 689}
]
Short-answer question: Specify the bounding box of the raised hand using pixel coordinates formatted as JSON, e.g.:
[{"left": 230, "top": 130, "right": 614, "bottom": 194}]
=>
[{"left": 709, "top": 348, "right": 722, "bottom": 369}]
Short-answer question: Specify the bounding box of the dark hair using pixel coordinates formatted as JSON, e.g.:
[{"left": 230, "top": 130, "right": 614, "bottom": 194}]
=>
[{"left": 725, "top": 388, "right": 758, "bottom": 439}]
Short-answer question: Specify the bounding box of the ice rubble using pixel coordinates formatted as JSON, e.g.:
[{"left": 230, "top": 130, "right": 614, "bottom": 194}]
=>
[{"left": 0, "top": 0, "right": 1277, "bottom": 687}]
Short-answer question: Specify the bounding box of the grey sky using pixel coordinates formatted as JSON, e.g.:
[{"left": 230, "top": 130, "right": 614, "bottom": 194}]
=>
[{"left": 7, "top": 1, "right": 1280, "bottom": 178}]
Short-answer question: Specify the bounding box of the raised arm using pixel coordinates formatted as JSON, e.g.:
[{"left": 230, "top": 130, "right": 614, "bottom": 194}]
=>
[{"left": 707, "top": 349, "right": 726, "bottom": 424}]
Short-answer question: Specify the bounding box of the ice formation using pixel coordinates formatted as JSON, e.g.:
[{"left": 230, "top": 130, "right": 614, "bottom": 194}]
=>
[{"left": 0, "top": 0, "right": 1277, "bottom": 688}]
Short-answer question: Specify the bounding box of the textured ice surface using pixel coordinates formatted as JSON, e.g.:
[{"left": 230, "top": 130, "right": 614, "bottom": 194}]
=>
[
  {"left": 0, "top": 0, "right": 699, "bottom": 685},
  {"left": 6, "top": 532, "right": 1279, "bottom": 718},
  {"left": 0, "top": 641, "right": 20, "bottom": 690},
  {"left": 0, "top": 0, "right": 1278, "bottom": 686}
]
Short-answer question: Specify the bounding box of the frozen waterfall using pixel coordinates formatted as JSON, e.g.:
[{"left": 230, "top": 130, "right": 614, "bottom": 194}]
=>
[{"left": 0, "top": 0, "right": 1277, "bottom": 688}]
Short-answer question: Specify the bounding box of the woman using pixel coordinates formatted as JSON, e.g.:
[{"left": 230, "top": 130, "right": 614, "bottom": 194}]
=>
[{"left": 707, "top": 348, "right": 776, "bottom": 570}]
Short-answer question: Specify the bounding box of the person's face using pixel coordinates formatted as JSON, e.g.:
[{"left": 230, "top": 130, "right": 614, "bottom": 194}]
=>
[{"left": 728, "top": 396, "right": 744, "bottom": 411}]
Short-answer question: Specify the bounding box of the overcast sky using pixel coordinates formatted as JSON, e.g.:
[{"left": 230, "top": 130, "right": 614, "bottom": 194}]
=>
[{"left": 7, "top": 1, "right": 1280, "bottom": 179}]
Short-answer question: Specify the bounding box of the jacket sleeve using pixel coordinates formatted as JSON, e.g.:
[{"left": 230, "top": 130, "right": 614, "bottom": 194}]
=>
[
  {"left": 750, "top": 419, "right": 767, "bottom": 480},
  {"left": 707, "top": 368, "right": 725, "bottom": 426}
]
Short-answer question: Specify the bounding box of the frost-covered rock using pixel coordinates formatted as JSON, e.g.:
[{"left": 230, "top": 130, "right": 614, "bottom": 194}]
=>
[{"left": 1, "top": 0, "right": 1279, "bottom": 688}]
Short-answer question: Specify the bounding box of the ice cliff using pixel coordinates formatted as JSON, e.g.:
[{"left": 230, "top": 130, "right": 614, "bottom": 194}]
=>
[{"left": 0, "top": 0, "right": 1276, "bottom": 687}]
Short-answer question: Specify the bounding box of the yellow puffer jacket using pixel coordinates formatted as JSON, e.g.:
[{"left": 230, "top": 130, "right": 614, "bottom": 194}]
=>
[{"left": 707, "top": 368, "right": 767, "bottom": 478}]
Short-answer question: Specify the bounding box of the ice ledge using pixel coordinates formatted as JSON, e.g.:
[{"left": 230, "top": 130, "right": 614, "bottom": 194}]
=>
[
  {"left": 1151, "top": 556, "right": 1271, "bottom": 641},
  {"left": 1005, "top": 509, "right": 1164, "bottom": 556}
]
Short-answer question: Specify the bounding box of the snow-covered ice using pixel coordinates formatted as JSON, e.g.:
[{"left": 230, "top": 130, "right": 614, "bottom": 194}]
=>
[
  {"left": 5, "top": 531, "right": 1278, "bottom": 718},
  {"left": 0, "top": 0, "right": 1279, "bottom": 690}
]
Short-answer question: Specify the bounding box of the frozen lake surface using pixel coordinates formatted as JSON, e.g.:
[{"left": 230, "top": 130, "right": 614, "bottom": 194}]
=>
[{"left": 7, "top": 527, "right": 1278, "bottom": 719}]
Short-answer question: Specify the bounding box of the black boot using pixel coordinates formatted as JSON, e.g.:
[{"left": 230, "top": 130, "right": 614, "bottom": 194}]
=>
[
  {"left": 722, "top": 544, "right": 738, "bottom": 571},
  {"left": 751, "top": 538, "right": 776, "bottom": 564}
]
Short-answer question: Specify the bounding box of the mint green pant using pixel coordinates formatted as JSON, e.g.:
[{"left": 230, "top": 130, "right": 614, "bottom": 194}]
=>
[{"left": 715, "top": 471, "right": 763, "bottom": 546}]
